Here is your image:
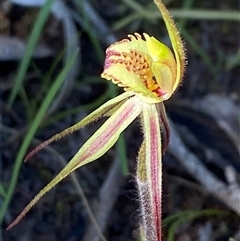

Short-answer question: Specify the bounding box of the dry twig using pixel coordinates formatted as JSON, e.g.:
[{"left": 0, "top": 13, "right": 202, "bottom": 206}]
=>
[{"left": 168, "top": 121, "right": 240, "bottom": 216}]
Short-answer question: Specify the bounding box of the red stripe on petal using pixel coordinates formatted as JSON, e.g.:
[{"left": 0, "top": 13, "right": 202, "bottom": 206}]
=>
[
  {"left": 71, "top": 97, "right": 141, "bottom": 170},
  {"left": 149, "top": 116, "right": 162, "bottom": 241},
  {"left": 78, "top": 105, "right": 133, "bottom": 161}
]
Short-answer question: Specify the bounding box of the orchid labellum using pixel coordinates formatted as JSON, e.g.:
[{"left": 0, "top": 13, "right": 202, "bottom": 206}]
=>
[{"left": 7, "top": 0, "right": 186, "bottom": 240}]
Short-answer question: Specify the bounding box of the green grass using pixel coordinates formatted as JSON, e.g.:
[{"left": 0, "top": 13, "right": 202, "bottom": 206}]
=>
[
  {"left": 163, "top": 209, "right": 227, "bottom": 241},
  {"left": 7, "top": 0, "right": 56, "bottom": 107},
  {"left": 0, "top": 51, "right": 78, "bottom": 225}
]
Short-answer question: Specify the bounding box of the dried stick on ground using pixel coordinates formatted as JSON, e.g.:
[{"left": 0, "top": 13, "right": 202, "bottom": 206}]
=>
[
  {"left": 82, "top": 157, "right": 124, "bottom": 241},
  {"left": 168, "top": 121, "right": 240, "bottom": 216}
]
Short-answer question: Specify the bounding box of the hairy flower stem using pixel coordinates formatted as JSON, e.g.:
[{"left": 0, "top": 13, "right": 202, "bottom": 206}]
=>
[
  {"left": 137, "top": 103, "right": 162, "bottom": 241},
  {"left": 137, "top": 177, "right": 162, "bottom": 241}
]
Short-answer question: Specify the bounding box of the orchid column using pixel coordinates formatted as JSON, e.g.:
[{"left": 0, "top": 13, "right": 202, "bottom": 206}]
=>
[{"left": 7, "top": 1, "right": 186, "bottom": 240}]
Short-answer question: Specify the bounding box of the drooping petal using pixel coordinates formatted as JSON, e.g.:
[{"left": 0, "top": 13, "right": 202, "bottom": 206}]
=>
[
  {"left": 71, "top": 96, "right": 141, "bottom": 168},
  {"left": 7, "top": 95, "right": 141, "bottom": 230},
  {"left": 137, "top": 102, "right": 162, "bottom": 241},
  {"left": 25, "top": 91, "right": 133, "bottom": 162},
  {"left": 153, "top": 0, "right": 186, "bottom": 90}
]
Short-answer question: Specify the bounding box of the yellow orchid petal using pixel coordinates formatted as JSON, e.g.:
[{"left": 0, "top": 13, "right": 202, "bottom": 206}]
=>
[
  {"left": 101, "top": 33, "right": 161, "bottom": 103},
  {"left": 101, "top": 33, "right": 175, "bottom": 103},
  {"left": 101, "top": 33, "right": 176, "bottom": 103},
  {"left": 101, "top": 32, "right": 185, "bottom": 103},
  {"left": 153, "top": 0, "right": 186, "bottom": 90},
  {"left": 144, "top": 34, "right": 177, "bottom": 100},
  {"left": 7, "top": 95, "right": 141, "bottom": 230}
]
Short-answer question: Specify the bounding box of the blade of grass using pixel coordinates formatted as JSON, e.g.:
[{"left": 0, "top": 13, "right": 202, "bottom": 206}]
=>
[
  {"left": 1, "top": 51, "right": 78, "bottom": 226},
  {"left": 18, "top": 87, "right": 34, "bottom": 123},
  {"left": 162, "top": 209, "right": 227, "bottom": 241},
  {"left": 8, "top": 0, "right": 56, "bottom": 106},
  {"left": 181, "top": 28, "right": 217, "bottom": 74},
  {"left": 42, "top": 88, "right": 110, "bottom": 128},
  {"left": 75, "top": 0, "right": 104, "bottom": 61},
  {"left": 122, "top": 0, "right": 151, "bottom": 19},
  {"left": 177, "top": 0, "right": 194, "bottom": 29},
  {"left": 162, "top": 209, "right": 222, "bottom": 225},
  {"left": 0, "top": 184, "right": 7, "bottom": 199},
  {"left": 30, "top": 47, "right": 67, "bottom": 119},
  {"left": 169, "top": 9, "right": 240, "bottom": 21},
  {"left": 113, "top": 7, "right": 240, "bottom": 31},
  {"left": 176, "top": 0, "right": 218, "bottom": 76},
  {"left": 112, "top": 12, "right": 144, "bottom": 31},
  {"left": 116, "top": 132, "right": 129, "bottom": 176}
]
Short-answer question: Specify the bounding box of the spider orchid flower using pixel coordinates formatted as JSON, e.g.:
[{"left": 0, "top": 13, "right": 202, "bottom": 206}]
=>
[{"left": 7, "top": 0, "right": 186, "bottom": 239}]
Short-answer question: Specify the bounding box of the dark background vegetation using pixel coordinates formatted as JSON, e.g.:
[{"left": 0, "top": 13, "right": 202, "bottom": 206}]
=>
[{"left": 1, "top": 0, "right": 240, "bottom": 240}]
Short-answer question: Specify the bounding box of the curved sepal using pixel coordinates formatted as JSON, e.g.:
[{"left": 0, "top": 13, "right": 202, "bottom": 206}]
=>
[
  {"left": 25, "top": 92, "right": 133, "bottom": 162},
  {"left": 7, "top": 95, "right": 141, "bottom": 230},
  {"left": 153, "top": 0, "right": 186, "bottom": 90}
]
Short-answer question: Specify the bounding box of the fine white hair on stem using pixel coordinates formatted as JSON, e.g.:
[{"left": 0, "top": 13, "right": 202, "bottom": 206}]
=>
[{"left": 137, "top": 179, "right": 157, "bottom": 241}]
